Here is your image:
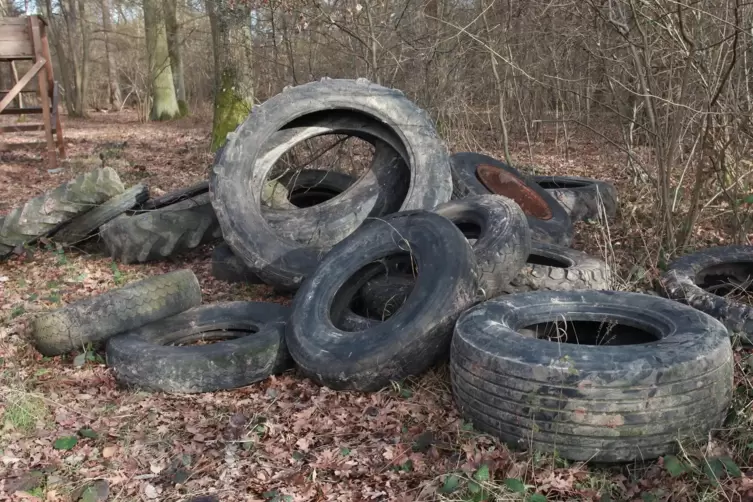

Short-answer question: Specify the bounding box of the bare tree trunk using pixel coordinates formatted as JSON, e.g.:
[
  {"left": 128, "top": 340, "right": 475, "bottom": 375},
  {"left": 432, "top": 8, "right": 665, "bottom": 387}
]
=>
[
  {"left": 481, "top": 1, "right": 512, "bottom": 165},
  {"left": 101, "top": 0, "right": 122, "bottom": 110},
  {"left": 164, "top": 0, "right": 188, "bottom": 115},
  {"left": 144, "top": 0, "right": 180, "bottom": 120},
  {"left": 206, "top": 0, "right": 254, "bottom": 151}
]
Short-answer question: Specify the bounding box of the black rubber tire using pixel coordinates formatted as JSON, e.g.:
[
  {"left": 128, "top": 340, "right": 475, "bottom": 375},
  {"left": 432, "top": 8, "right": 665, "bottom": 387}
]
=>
[
  {"left": 286, "top": 210, "right": 479, "bottom": 392},
  {"left": 105, "top": 301, "right": 292, "bottom": 393},
  {"left": 30, "top": 269, "right": 202, "bottom": 356},
  {"left": 51, "top": 184, "right": 150, "bottom": 245},
  {"left": 502, "top": 241, "right": 611, "bottom": 293},
  {"left": 100, "top": 193, "right": 222, "bottom": 264},
  {"left": 212, "top": 79, "right": 452, "bottom": 291},
  {"left": 0, "top": 167, "right": 125, "bottom": 255},
  {"left": 451, "top": 290, "right": 734, "bottom": 462},
  {"left": 450, "top": 153, "right": 573, "bottom": 246},
  {"left": 140, "top": 180, "right": 209, "bottom": 211},
  {"left": 532, "top": 175, "right": 618, "bottom": 222},
  {"left": 211, "top": 242, "right": 264, "bottom": 284},
  {"left": 279, "top": 170, "right": 356, "bottom": 208},
  {"left": 659, "top": 245, "right": 753, "bottom": 345}
]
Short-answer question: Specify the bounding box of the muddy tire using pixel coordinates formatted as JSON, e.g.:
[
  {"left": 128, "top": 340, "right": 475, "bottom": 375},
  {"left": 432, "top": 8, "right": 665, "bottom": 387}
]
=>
[
  {"left": 451, "top": 290, "right": 734, "bottom": 462},
  {"left": 212, "top": 79, "right": 452, "bottom": 291},
  {"left": 101, "top": 193, "right": 222, "bottom": 263},
  {"left": 450, "top": 153, "right": 573, "bottom": 246},
  {"left": 0, "top": 167, "right": 124, "bottom": 255},
  {"left": 502, "top": 241, "right": 611, "bottom": 293},
  {"left": 532, "top": 175, "right": 618, "bottom": 222},
  {"left": 106, "top": 301, "right": 292, "bottom": 393},
  {"left": 659, "top": 245, "right": 753, "bottom": 345},
  {"left": 211, "top": 242, "right": 263, "bottom": 284},
  {"left": 30, "top": 269, "right": 202, "bottom": 356},
  {"left": 51, "top": 184, "right": 150, "bottom": 245},
  {"left": 140, "top": 180, "right": 209, "bottom": 211},
  {"left": 286, "top": 210, "right": 478, "bottom": 391}
]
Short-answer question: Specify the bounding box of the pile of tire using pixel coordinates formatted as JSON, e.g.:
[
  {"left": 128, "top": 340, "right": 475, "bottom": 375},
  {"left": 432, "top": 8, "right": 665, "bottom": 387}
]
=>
[{"left": 22, "top": 78, "right": 734, "bottom": 467}]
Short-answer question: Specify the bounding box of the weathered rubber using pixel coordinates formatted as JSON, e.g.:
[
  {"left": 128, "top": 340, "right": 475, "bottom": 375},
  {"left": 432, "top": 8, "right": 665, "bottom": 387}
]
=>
[
  {"left": 51, "top": 184, "right": 150, "bottom": 245},
  {"left": 100, "top": 193, "right": 222, "bottom": 264},
  {"left": 451, "top": 290, "right": 734, "bottom": 462},
  {"left": 140, "top": 180, "right": 209, "bottom": 211},
  {"left": 450, "top": 153, "right": 573, "bottom": 246},
  {"left": 30, "top": 269, "right": 202, "bottom": 356},
  {"left": 106, "top": 301, "right": 292, "bottom": 393},
  {"left": 286, "top": 210, "right": 479, "bottom": 392},
  {"left": 659, "top": 245, "right": 753, "bottom": 344},
  {"left": 0, "top": 167, "right": 124, "bottom": 255},
  {"left": 212, "top": 79, "right": 452, "bottom": 291},
  {"left": 279, "top": 169, "right": 356, "bottom": 208},
  {"left": 211, "top": 242, "right": 263, "bottom": 284},
  {"left": 502, "top": 241, "right": 611, "bottom": 293},
  {"left": 532, "top": 175, "right": 618, "bottom": 222}
]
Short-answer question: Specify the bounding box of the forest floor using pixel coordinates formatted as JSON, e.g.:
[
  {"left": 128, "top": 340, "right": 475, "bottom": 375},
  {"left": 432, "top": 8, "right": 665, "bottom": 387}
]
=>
[{"left": 1, "top": 110, "right": 752, "bottom": 502}]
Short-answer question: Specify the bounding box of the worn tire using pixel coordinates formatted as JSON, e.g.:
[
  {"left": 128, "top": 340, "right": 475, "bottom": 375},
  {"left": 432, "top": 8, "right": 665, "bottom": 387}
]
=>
[
  {"left": 450, "top": 153, "right": 573, "bottom": 246},
  {"left": 0, "top": 167, "right": 124, "bottom": 254},
  {"left": 211, "top": 242, "right": 263, "bottom": 284},
  {"left": 279, "top": 169, "right": 356, "bottom": 208},
  {"left": 212, "top": 79, "right": 452, "bottom": 291},
  {"left": 30, "top": 269, "right": 202, "bottom": 356},
  {"left": 532, "top": 175, "right": 618, "bottom": 222},
  {"left": 451, "top": 290, "right": 734, "bottom": 462},
  {"left": 140, "top": 180, "right": 209, "bottom": 211},
  {"left": 51, "top": 184, "right": 150, "bottom": 245},
  {"left": 659, "top": 245, "right": 753, "bottom": 345},
  {"left": 286, "top": 210, "right": 478, "bottom": 392},
  {"left": 105, "top": 301, "right": 292, "bottom": 393},
  {"left": 502, "top": 241, "right": 611, "bottom": 293},
  {"left": 101, "top": 193, "right": 222, "bottom": 264}
]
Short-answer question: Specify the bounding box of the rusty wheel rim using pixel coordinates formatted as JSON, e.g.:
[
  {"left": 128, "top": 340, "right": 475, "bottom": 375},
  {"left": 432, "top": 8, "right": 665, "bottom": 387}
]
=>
[{"left": 476, "top": 164, "right": 553, "bottom": 220}]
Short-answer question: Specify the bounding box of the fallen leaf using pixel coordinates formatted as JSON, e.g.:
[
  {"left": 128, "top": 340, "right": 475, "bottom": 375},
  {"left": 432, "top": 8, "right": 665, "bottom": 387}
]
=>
[{"left": 102, "top": 446, "right": 117, "bottom": 458}]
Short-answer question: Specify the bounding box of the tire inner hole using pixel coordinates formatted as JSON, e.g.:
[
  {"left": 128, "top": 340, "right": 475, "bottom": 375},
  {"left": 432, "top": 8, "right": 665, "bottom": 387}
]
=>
[
  {"left": 526, "top": 253, "right": 573, "bottom": 268},
  {"left": 536, "top": 180, "right": 591, "bottom": 190},
  {"left": 173, "top": 328, "right": 259, "bottom": 346},
  {"left": 520, "top": 320, "right": 659, "bottom": 346},
  {"left": 288, "top": 187, "right": 343, "bottom": 207},
  {"left": 696, "top": 262, "right": 753, "bottom": 299}
]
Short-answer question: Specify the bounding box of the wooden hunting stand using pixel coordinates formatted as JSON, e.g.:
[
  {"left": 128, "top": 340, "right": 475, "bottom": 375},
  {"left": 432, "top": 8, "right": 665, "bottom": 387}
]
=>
[{"left": 0, "top": 15, "right": 65, "bottom": 169}]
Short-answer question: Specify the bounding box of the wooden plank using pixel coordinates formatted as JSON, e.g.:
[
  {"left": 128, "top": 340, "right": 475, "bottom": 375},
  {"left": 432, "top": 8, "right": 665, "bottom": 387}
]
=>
[
  {"left": 0, "top": 18, "right": 29, "bottom": 27},
  {"left": 0, "top": 124, "right": 45, "bottom": 133},
  {"left": 0, "top": 58, "right": 44, "bottom": 114},
  {"left": 0, "top": 24, "right": 29, "bottom": 41},
  {"left": 30, "top": 17, "right": 55, "bottom": 169},
  {"left": 10, "top": 61, "right": 22, "bottom": 108},
  {"left": 1, "top": 107, "right": 42, "bottom": 114},
  {"left": 0, "top": 39, "right": 33, "bottom": 58}
]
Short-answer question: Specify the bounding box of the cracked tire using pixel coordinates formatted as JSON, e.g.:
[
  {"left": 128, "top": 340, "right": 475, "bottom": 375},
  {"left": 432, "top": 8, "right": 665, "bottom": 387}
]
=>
[
  {"left": 450, "top": 153, "right": 573, "bottom": 246},
  {"left": 106, "top": 301, "right": 293, "bottom": 393},
  {"left": 212, "top": 79, "right": 452, "bottom": 291},
  {"left": 532, "top": 175, "right": 618, "bottom": 222},
  {"left": 30, "top": 269, "right": 202, "bottom": 356},
  {"left": 51, "top": 184, "right": 150, "bottom": 245},
  {"left": 0, "top": 167, "right": 124, "bottom": 256},
  {"left": 659, "top": 245, "right": 753, "bottom": 345},
  {"left": 451, "top": 290, "right": 734, "bottom": 462},
  {"left": 211, "top": 242, "right": 263, "bottom": 284},
  {"left": 100, "top": 193, "right": 222, "bottom": 263},
  {"left": 286, "top": 210, "right": 478, "bottom": 392}
]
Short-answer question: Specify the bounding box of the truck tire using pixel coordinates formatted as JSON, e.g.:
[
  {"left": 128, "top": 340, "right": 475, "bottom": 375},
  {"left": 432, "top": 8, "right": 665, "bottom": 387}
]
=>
[
  {"left": 211, "top": 242, "right": 263, "bottom": 284},
  {"left": 532, "top": 175, "right": 618, "bottom": 222}
]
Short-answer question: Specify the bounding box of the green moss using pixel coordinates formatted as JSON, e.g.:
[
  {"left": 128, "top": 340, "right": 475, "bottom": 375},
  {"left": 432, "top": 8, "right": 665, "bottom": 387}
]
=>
[
  {"left": 211, "top": 70, "right": 252, "bottom": 152},
  {"left": 178, "top": 100, "right": 189, "bottom": 117}
]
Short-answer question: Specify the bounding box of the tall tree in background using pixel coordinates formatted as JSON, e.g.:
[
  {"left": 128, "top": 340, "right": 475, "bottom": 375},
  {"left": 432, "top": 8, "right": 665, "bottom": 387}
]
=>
[
  {"left": 143, "top": 0, "right": 180, "bottom": 120},
  {"left": 101, "top": 0, "right": 122, "bottom": 109},
  {"left": 206, "top": 0, "right": 254, "bottom": 152},
  {"left": 164, "top": 0, "right": 188, "bottom": 115}
]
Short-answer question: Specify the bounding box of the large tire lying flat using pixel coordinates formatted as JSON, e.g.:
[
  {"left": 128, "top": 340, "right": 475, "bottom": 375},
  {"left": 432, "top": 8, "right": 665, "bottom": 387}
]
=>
[
  {"left": 212, "top": 79, "right": 452, "bottom": 291},
  {"left": 101, "top": 193, "right": 222, "bottom": 264},
  {"left": 106, "top": 301, "right": 292, "bottom": 393},
  {"left": 279, "top": 169, "right": 356, "bottom": 208},
  {"left": 30, "top": 269, "right": 202, "bottom": 356},
  {"left": 211, "top": 242, "right": 263, "bottom": 284},
  {"left": 659, "top": 245, "right": 753, "bottom": 344},
  {"left": 532, "top": 175, "right": 618, "bottom": 222},
  {"left": 502, "top": 241, "right": 611, "bottom": 293},
  {"left": 140, "top": 180, "right": 209, "bottom": 211},
  {"left": 450, "top": 153, "right": 573, "bottom": 246},
  {"left": 51, "top": 184, "right": 150, "bottom": 245},
  {"left": 0, "top": 167, "right": 124, "bottom": 255},
  {"left": 286, "top": 210, "right": 478, "bottom": 392},
  {"left": 451, "top": 290, "right": 733, "bottom": 462}
]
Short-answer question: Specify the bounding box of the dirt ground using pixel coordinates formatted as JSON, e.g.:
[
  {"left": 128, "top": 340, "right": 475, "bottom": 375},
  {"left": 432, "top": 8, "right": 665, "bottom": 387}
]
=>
[{"left": 1, "top": 111, "right": 752, "bottom": 502}]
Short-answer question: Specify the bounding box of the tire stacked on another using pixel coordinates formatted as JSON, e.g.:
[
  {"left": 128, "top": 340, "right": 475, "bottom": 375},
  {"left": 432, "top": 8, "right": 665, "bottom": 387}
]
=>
[{"left": 532, "top": 175, "right": 618, "bottom": 222}]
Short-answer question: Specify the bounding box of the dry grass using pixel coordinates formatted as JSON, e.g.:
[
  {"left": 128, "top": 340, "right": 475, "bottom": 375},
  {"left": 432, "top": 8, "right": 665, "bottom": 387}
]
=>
[{"left": 1, "top": 110, "right": 752, "bottom": 501}]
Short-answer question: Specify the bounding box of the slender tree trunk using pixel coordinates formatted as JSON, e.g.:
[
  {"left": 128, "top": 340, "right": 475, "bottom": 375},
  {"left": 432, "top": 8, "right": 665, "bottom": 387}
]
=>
[
  {"left": 77, "top": 0, "right": 90, "bottom": 114},
  {"left": 164, "top": 0, "right": 188, "bottom": 115},
  {"left": 144, "top": 0, "right": 180, "bottom": 120},
  {"left": 206, "top": 0, "right": 254, "bottom": 152},
  {"left": 101, "top": 0, "right": 122, "bottom": 109}
]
